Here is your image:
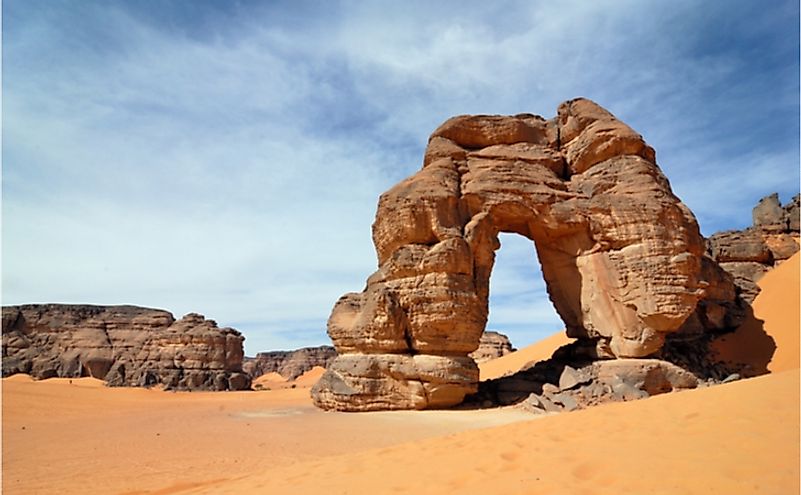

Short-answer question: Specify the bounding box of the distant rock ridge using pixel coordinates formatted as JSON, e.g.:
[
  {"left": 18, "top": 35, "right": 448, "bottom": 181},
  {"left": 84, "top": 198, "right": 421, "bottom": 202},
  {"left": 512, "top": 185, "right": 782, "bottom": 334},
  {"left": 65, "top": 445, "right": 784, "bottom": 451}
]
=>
[
  {"left": 707, "top": 193, "right": 800, "bottom": 302},
  {"left": 1, "top": 304, "right": 251, "bottom": 390},
  {"left": 243, "top": 331, "right": 515, "bottom": 380},
  {"left": 469, "top": 331, "right": 515, "bottom": 363},
  {"left": 243, "top": 346, "right": 337, "bottom": 380}
]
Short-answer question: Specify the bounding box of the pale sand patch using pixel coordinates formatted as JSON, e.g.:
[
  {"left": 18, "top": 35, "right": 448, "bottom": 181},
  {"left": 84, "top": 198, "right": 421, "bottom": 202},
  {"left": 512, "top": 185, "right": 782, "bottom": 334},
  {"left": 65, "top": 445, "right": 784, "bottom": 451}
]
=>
[
  {"left": 186, "top": 369, "right": 800, "bottom": 495},
  {"left": 252, "top": 371, "right": 286, "bottom": 385}
]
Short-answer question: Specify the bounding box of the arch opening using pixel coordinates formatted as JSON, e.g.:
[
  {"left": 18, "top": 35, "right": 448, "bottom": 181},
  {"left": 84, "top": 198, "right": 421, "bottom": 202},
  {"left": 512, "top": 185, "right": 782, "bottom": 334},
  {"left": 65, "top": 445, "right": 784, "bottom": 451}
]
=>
[{"left": 484, "top": 233, "right": 563, "bottom": 362}]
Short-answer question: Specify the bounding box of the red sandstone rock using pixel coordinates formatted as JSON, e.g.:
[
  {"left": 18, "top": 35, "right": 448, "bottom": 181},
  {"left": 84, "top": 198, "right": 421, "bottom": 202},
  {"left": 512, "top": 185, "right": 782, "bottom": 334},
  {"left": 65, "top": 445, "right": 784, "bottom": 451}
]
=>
[
  {"left": 1, "top": 304, "right": 250, "bottom": 390},
  {"left": 312, "top": 99, "right": 736, "bottom": 412}
]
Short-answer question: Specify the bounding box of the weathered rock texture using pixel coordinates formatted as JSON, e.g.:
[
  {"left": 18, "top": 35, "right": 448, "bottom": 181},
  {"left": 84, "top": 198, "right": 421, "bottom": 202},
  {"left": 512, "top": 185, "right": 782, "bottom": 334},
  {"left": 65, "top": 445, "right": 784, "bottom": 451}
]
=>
[
  {"left": 242, "top": 332, "right": 509, "bottom": 381},
  {"left": 469, "top": 331, "right": 515, "bottom": 363},
  {"left": 518, "top": 359, "right": 698, "bottom": 414},
  {"left": 243, "top": 345, "right": 336, "bottom": 380},
  {"left": 313, "top": 98, "right": 742, "bottom": 411},
  {"left": 1, "top": 304, "right": 251, "bottom": 390},
  {"left": 707, "top": 194, "right": 800, "bottom": 302}
]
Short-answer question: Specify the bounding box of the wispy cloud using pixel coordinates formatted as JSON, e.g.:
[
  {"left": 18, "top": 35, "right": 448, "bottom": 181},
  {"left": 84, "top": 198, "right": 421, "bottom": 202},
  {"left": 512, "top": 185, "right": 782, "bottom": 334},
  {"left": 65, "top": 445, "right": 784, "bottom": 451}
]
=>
[{"left": 3, "top": 0, "right": 798, "bottom": 353}]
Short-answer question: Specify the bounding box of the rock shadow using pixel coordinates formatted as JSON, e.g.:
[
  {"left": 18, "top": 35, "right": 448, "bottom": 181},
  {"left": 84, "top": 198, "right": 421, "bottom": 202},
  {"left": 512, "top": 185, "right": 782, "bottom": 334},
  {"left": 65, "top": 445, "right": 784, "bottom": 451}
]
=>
[
  {"left": 706, "top": 305, "right": 775, "bottom": 377},
  {"left": 461, "top": 300, "right": 776, "bottom": 411}
]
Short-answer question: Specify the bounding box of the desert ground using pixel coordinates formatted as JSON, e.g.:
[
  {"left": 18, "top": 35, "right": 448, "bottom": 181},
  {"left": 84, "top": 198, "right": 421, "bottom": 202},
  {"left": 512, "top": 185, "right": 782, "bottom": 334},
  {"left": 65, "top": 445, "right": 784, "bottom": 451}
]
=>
[{"left": 3, "top": 252, "right": 799, "bottom": 495}]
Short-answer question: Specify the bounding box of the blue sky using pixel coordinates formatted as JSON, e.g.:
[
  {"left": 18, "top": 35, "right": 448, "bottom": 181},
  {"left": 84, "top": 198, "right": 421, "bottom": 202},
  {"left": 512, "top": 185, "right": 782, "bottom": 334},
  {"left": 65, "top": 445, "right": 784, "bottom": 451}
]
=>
[{"left": 3, "top": 0, "right": 799, "bottom": 355}]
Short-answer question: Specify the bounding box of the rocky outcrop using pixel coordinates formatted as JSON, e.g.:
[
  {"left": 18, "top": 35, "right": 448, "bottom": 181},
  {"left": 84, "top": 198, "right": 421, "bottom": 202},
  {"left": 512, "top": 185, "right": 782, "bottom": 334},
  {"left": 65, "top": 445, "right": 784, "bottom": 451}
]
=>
[
  {"left": 520, "top": 359, "right": 698, "bottom": 414},
  {"left": 313, "top": 98, "right": 740, "bottom": 411},
  {"left": 707, "top": 194, "right": 799, "bottom": 302},
  {"left": 243, "top": 346, "right": 336, "bottom": 380},
  {"left": 469, "top": 331, "right": 515, "bottom": 363},
  {"left": 1, "top": 304, "right": 250, "bottom": 390}
]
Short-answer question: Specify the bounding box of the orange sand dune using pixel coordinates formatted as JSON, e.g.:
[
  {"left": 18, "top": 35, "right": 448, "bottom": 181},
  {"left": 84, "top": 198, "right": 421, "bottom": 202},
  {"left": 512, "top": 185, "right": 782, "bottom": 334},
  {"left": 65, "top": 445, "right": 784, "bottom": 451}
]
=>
[
  {"left": 252, "top": 371, "right": 286, "bottom": 385},
  {"left": 479, "top": 331, "right": 572, "bottom": 380},
  {"left": 294, "top": 365, "right": 326, "bottom": 386},
  {"left": 713, "top": 251, "right": 800, "bottom": 373},
  {"left": 190, "top": 369, "right": 800, "bottom": 495},
  {"left": 756, "top": 252, "right": 799, "bottom": 371},
  {"left": 252, "top": 367, "right": 326, "bottom": 390}
]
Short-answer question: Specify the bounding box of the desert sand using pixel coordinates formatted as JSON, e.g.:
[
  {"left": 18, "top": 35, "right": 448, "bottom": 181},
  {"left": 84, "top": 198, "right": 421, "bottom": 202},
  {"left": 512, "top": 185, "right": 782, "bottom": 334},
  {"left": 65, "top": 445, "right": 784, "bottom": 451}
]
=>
[
  {"left": 712, "top": 251, "right": 800, "bottom": 373},
  {"left": 251, "top": 366, "right": 327, "bottom": 391},
  {"left": 479, "top": 331, "right": 572, "bottom": 381},
  {"left": 1, "top": 373, "right": 533, "bottom": 494},
  {"left": 3, "top": 252, "right": 799, "bottom": 494}
]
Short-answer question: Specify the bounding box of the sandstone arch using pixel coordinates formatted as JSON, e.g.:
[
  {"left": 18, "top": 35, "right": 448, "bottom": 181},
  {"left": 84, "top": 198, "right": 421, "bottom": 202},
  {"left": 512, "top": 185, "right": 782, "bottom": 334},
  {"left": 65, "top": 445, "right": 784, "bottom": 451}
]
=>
[{"left": 312, "top": 98, "right": 735, "bottom": 411}]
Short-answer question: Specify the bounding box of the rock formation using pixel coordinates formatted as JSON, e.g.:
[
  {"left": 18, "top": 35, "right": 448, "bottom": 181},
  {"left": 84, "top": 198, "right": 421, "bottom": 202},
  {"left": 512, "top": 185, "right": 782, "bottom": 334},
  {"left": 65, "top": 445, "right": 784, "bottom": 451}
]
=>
[
  {"left": 241, "top": 330, "right": 512, "bottom": 381},
  {"left": 312, "top": 98, "right": 741, "bottom": 411},
  {"left": 469, "top": 331, "right": 515, "bottom": 363},
  {"left": 707, "top": 194, "right": 799, "bottom": 302},
  {"left": 2, "top": 304, "right": 251, "bottom": 390},
  {"left": 243, "top": 345, "right": 337, "bottom": 380},
  {"left": 520, "top": 359, "right": 698, "bottom": 413}
]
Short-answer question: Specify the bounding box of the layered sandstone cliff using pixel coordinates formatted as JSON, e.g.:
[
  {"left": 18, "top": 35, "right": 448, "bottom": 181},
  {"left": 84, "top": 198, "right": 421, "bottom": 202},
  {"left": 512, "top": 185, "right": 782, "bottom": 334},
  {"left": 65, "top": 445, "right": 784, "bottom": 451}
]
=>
[
  {"left": 243, "top": 346, "right": 337, "bottom": 380},
  {"left": 707, "top": 194, "right": 799, "bottom": 302},
  {"left": 242, "top": 331, "right": 513, "bottom": 380},
  {"left": 313, "top": 98, "right": 741, "bottom": 411},
  {"left": 1, "top": 304, "right": 250, "bottom": 390}
]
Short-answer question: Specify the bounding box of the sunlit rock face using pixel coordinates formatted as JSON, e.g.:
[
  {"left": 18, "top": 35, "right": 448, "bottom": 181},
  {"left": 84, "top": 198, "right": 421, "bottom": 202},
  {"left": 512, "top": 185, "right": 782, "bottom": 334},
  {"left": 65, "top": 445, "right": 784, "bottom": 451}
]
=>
[
  {"left": 313, "top": 98, "right": 737, "bottom": 411},
  {"left": 2, "top": 304, "right": 251, "bottom": 390}
]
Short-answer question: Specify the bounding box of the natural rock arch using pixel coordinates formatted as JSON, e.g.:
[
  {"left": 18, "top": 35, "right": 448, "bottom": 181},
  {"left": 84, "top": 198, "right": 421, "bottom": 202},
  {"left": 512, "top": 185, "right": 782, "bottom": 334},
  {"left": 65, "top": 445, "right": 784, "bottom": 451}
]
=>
[{"left": 312, "top": 98, "right": 738, "bottom": 411}]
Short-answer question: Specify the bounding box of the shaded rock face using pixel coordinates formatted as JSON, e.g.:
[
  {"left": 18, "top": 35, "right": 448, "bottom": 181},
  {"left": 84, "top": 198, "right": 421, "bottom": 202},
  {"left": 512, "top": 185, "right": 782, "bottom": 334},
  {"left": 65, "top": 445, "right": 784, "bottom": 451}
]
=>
[
  {"left": 2, "top": 304, "right": 251, "bottom": 390},
  {"left": 707, "top": 194, "right": 800, "bottom": 302},
  {"left": 243, "top": 346, "right": 336, "bottom": 380},
  {"left": 313, "top": 98, "right": 738, "bottom": 411},
  {"left": 469, "top": 331, "right": 515, "bottom": 363}
]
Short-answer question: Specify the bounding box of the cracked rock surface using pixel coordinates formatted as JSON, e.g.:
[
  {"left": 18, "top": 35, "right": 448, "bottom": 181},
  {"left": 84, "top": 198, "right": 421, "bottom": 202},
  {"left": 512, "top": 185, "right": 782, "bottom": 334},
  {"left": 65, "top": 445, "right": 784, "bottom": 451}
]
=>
[
  {"left": 2, "top": 304, "right": 251, "bottom": 390},
  {"left": 312, "top": 98, "right": 739, "bottom": 411}
]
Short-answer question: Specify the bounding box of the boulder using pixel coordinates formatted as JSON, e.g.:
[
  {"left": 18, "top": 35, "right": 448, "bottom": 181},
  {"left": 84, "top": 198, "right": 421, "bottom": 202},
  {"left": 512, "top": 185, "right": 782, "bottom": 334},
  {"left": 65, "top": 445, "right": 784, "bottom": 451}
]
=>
[
  {"left": 707, "top": 230, "right": 771, "bottom": 264},
  {"left": 591, "top": 359, "right": 698, "bottom": 395},
  {"left": 469, "top": 331, "right": 515, "bottom": 363},
  {"left": 752, "top": 193, "right": 786, "bottom": 231},
  {"left": 718, "top": 261, "right": 769, "bottom": 303},
  {"left": 558, "top": 365, "right": 591, "bottom": 391},
  {"left": 785, "top": 194, "right": 800, "bottom": 231},
  {"left": 763, "top": 233, "right": 799, "bottom": 261}
]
